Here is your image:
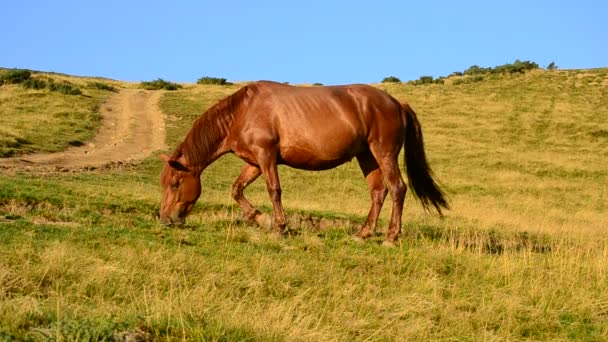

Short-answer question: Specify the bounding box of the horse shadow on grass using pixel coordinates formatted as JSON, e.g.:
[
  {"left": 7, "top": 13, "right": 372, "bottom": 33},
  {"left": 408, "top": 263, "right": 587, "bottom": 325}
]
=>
[{"left": 191, "top": 203, "right": 554, "bottom": 254}]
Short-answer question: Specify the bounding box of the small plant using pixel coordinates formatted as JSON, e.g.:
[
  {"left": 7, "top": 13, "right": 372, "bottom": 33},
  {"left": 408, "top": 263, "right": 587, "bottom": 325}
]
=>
[
  {"left": 381, "top": 76, "right": 401, "bottom": 83},
  {"left": 0, "top": 69, "right": 32, "bottom": 85},
  {"left": 197, "top": 76, "right": 231, "bottom": 85},
  {"left": 140, "top": 78, "right": 182, "bottom": 91}
]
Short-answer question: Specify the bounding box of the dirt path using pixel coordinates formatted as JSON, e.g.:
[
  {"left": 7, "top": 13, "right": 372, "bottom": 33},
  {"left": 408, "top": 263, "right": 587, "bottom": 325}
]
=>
[{"left": 0, "top": 89, "right": 167, "bottom": 172}]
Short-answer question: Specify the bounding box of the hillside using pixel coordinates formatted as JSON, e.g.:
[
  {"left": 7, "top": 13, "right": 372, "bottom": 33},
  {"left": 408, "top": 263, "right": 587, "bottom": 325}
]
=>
[{"left": 0, "top": 68, "right": 607, "bottom": 340}]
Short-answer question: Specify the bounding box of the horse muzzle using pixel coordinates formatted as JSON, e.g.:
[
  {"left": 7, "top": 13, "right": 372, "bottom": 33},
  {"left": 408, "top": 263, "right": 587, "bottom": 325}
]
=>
[{"left": 159, "top": 215, "right": 185, "bottom": 226}]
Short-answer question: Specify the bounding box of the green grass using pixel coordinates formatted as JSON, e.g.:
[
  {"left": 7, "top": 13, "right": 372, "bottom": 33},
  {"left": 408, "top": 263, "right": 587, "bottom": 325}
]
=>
[{"left": 1, "top": 69, "right": 608, "bottom": 340}]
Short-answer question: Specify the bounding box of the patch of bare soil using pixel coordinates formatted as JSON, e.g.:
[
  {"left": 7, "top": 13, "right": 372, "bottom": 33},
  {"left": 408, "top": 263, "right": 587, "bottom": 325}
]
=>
[{"left": 0, "top": 89, "right": 167, "bottom": 173}]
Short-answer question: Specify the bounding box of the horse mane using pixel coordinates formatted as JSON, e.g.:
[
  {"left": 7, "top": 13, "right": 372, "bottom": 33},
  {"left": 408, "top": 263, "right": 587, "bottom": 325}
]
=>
[{"left": 173, "top": 84, "right": 254, "bottom": 166}]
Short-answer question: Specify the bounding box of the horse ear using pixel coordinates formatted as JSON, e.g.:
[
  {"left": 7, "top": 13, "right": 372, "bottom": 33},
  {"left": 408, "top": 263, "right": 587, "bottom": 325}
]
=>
[{"left": 161, "top": 153, "right": 189, "bottom": 171}]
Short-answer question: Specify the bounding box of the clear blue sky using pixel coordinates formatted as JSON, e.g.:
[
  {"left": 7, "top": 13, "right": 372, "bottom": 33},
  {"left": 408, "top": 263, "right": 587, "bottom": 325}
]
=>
[{"left": 1, "top": 1, "right": 606, "bottom": 85}]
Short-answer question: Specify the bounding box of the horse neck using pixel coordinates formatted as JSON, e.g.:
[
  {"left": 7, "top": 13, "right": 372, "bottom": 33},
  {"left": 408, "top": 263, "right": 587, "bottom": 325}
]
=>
[{"left": 179, "top": 109, "right": 234, "bottom": 170}]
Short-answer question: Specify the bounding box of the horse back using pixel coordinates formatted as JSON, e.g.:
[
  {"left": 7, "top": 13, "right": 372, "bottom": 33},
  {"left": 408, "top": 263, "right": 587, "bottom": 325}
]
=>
[{"left": 228, "top": 81, "right": 404, "bottom": 170}]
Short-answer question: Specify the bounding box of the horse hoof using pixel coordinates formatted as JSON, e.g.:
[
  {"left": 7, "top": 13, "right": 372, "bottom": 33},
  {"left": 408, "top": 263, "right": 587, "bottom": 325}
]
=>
[
  {"left": 382, "top": 240, "right": 397, "bottom": 248},
  {"left": 254, "top": 213, "right": 272, "bottom": 230}
]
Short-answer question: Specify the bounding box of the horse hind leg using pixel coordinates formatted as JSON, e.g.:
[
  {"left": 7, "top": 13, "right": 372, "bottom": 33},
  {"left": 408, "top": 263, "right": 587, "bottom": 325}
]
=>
[
  {"left": 353, "top": 152, "right": 388, "bottom": 241},
  {"left": 231, "top": 163, "right": 270, "bottom": 228},
  {"left": 376, "top": 156, "right": 407, "bottom": 247}
]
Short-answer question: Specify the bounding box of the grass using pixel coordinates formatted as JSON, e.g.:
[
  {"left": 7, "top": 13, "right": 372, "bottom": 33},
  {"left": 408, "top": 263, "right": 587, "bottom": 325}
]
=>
[{"left": 0, "top": 69, "right": 608, "bottom": 340}]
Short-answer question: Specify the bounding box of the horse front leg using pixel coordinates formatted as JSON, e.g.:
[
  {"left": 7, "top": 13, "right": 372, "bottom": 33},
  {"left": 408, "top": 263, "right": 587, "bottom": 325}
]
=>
[{"left": 231, "top": 163, "right": 271, "bottom": 228}]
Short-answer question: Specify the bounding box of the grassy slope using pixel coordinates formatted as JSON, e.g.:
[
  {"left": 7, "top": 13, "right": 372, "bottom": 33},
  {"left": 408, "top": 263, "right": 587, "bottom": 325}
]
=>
[
  {"left": 0, "top": 70, "right": 119, "bottom": 157},
  {"left": 0, "top": 69, "right": 607, "bottom": 340}
]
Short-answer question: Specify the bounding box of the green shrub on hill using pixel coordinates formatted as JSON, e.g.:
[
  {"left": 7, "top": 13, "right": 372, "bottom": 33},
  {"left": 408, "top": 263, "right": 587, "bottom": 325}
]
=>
[
  {"left": 48, "top": 81, "right": 82, "bottom": 95},
  {"left": 410, "top": 75, "right": 445, "bottom": 85},
  {"left": 87, "top": 81, "right": 117, "bottom": 92},
  {"left": 0, "top": 69, "right": 32, "bottom": 85},
  {"left": 1, "top": 70, "right": 83, "bottom": 95},
  {"left": 140, "top": 78, "right": 182, "bottom": 90},
  {"left": 22, "top": 77, "right": 47, "bottom": 90},
  {"left": 464, "top": 60, "right": 540, "bottom": 76},
  {"left": 452, "top": 75, "right": 484, "bottom": 85},
  {"left": 381, "top": 76, "right": 401, "bottom": 83},
  {"left": 197, "top": 76, "right": 231, "bottom": 85}
]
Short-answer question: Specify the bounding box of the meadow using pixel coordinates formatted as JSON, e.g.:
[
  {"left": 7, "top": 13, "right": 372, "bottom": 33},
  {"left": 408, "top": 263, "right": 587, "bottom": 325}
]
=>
[{"left": 0, "top": 68, "right": 607, "bottom": 340}]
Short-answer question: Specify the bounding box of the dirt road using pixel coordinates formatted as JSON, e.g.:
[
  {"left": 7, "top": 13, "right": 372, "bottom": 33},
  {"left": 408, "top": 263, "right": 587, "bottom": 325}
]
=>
[{"left": 0, "top": 89, "right": 167, "bottom": 172}]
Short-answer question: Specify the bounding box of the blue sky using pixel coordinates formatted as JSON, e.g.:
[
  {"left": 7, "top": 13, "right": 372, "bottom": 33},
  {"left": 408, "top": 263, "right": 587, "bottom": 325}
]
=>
[{"left": 1, "top": 1, "right": 606, "bottom": 84}]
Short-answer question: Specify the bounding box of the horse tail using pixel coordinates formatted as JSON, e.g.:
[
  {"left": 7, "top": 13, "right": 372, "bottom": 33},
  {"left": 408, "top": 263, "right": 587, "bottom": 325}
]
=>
[{"left": 402, "top": 103, "right": 450, "bottom": 215}]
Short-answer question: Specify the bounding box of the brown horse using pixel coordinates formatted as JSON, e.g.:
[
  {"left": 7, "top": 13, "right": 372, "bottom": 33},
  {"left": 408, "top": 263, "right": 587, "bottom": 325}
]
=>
[{"left": 160, "top": 81, "right": 448, "bottom": 245}]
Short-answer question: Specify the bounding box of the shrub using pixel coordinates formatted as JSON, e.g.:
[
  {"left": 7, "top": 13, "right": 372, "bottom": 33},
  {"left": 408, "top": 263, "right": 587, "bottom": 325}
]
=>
[
  {"left": 409, "top": 76, "right": 445, "bottom": 86},
  {"left": 418, "top": 76, "right": 435, "bottom": 84},
  {"left": 0, "top": 69, "right": 32, "bottom": 85},
  {"left": 140, "top": 78, "right": 182, "bottom": 91},
  {"left": 452, "top": 75, "right": 484, "bottom": 85},
  {"left": 547, "top": 62, "right": 558, "bottom": 71},
  {"left": 381, "top": 76, "right": 401, "bottom": 83},
  {"left": 48, "top": 81, "right": 82, "bottom": 95},
  {"left": 464, "top": 65, "right": 491, "bottom": 76},
  {"left": 197, "top": 76, "right": 231, "bottom": 85},
  {"left": 88, "top": 82, "right": 117, "bottom": 92},
  {"left": 493, "top": 60, "right": 539, "bottom": 74},
  {"left": 22, "top": 78, "right": 47, "bottom": 90}
]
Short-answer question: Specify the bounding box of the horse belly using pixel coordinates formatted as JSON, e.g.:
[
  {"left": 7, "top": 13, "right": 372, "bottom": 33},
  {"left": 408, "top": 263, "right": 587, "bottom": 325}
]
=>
[{"left": 278, "top": 135, "right": 365, "bottom": 171}]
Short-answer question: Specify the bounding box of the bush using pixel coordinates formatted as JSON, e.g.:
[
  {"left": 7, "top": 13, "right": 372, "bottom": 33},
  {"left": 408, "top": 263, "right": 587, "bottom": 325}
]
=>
[
  {"left": 462, "top": 60, "right": 540, "bottom": 77},
  {"left": 22, "top": 78, "right": 47, "bottom": 90},
  {"left": 547, "top": 62, "right": 558, "bottom": 71},
  {"left": 197, "top": 76, "right": 231, "bottom": 85},
  {"left": 409, "top": 76, "right": 445, "bottom": 86},
  {"left": 493, "top": 60, "right": 539, "bottom": 74},
  {"left": 452, "top": 75, "right": 484, "bottom": 86},
  {"left": 464, "top": 65, "right": 491, "bottom": 76},
  {"left": 418, "top": 76, "right": 435, "bottom": 84},
  {"left": 18, "top": 76, "right": 82, "bottom": 95},
  {"left": 48, "top": 80, "right": 82, "bottom": 95},
  {"left": 381, "top": 76, "right": 401, "bottom": 83},
  {"left": 88, "top": 82, "right": 117, "bottom": 92},
  {"left": 0, "top": 69, "right": 32, "bottom": 85},
  {"left": 140, "top": 78, "right": 182, "bottom": 90}
]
